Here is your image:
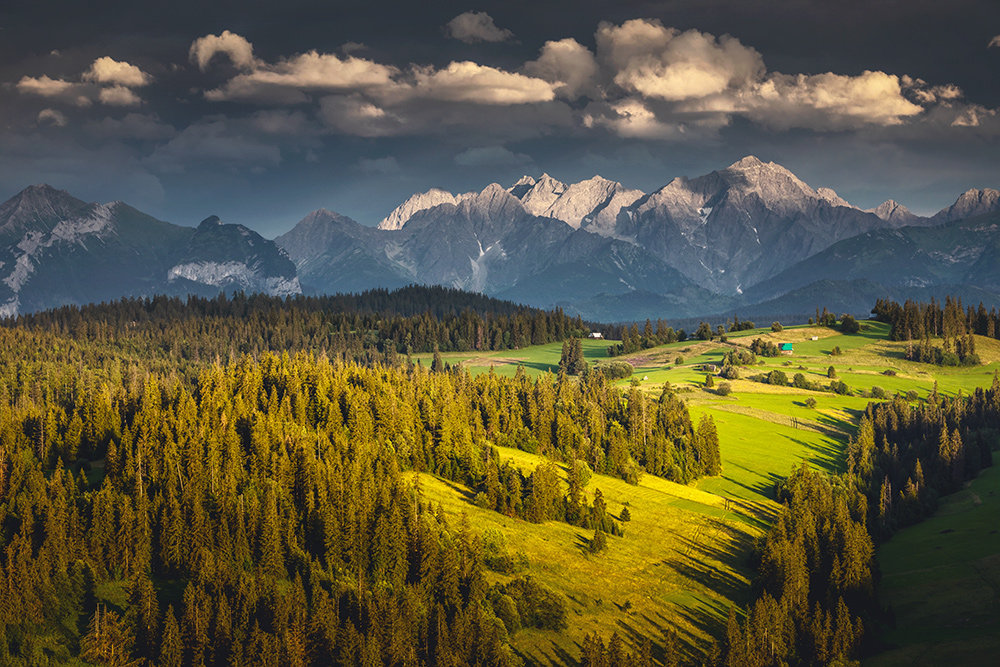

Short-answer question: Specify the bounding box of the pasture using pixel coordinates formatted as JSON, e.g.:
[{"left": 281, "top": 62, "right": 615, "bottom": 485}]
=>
[{"left": 408, "top": 319, "right": 1000, "bottom": 664}]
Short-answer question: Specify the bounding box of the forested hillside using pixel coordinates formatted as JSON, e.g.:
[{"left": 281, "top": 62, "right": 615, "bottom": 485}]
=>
[{"left": 0, "top": 288, "right": 716, "bottom": 666}]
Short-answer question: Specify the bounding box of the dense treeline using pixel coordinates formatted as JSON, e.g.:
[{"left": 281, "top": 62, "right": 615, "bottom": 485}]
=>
[
  {"left": 872, "top": 296, "right": 988, "bottom": 365},
  {"left": 850, "top": 380, "right": 999, "bottom": 538},
  {"left": 720, "top": 373, "right": 1000, "bottom": 667},
  {"left": 3, "top": 286, "right": 593, "bottom": 366},
  {"left": 721, "top": 466, "right": 874, "bottom": 667},
  {"left": 0, "top": 299, "right": 719, "bottom": 665},
  {"left": 605, "top": 319, "right": 685, "bottom": 356}
]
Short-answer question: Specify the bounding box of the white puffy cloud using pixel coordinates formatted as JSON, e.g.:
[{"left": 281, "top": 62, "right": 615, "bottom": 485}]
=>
[
  {"left": 99, "top": 85, "right": 143, "bottom": 106},
  {"left": 16, "top": 75, "right": 92, "bottom": 106},
  {"left": 187, "top": 22, "right": 992, "bottom": 142},
  {"left": 83, "top": 57, "right": 151, "bottom": 87},
  {"left": 18, "top": 58, "right": 150, "bottom": 108},
  {"left": 411, "top": 62, "right": 556, "bottom": 105},
  {"left": 742, "top": 71, "right": 924, "bottom": 130},
  {"left": 989, "top": 35, "right": 1000, "bottom": 48},
  {"left": 583, "top": 99, "right": 686, "bottom": 140},
  {"left": 444, "top": 12, "right": 514, "bottom": 43},
  {"left": 597, "top": 20, "right": 765, "bottom": 102},
  {"left": 205, "top": 50, "right": 399, "bottom": 103},
  {"left": 189, "top": 30, "right": 257, "bottom": 71},
  {"left": 454, "top": 146, "right": 532, "bottom": 168},
  {"left": 38, "top": 108, "right": 68, "bottom": 127},
  {"left": 579, "top": 18, "right": 989, "bottom": 138},
  {"left": 524, "top": 38, "right": 600, "bottom": 100}
]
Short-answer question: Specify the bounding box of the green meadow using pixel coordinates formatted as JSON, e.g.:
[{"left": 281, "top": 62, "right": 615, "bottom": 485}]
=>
[{"left": 409, "top": 320, "right": 1000, "bottom": 665}]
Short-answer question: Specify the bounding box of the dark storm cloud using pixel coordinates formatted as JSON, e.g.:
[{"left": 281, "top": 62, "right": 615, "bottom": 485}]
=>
[{"left": 1, "top": 0, "right": 999, "bottom": 231}]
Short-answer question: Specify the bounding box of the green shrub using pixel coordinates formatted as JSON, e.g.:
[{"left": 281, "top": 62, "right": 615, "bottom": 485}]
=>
[
  {"left": 830, "top": 380, "right": 850, "bottom": 395},
  {"left": 771, "top": 321, "right": 783, "bottom": 332},
  {"left": 723, "top": 349, "right": 757, "bottom": 366},
  {"left": 840, "top": 314, "right": 860, "bottom": 334},
  {"left": 717, "top": 382, "right": 732, "bottom": 396},
  {"left": 805, "top": 397, "right": 817, "bottom": 409},
  {"left": 596, "top": 360, "right": 634, "bottom": 380}
]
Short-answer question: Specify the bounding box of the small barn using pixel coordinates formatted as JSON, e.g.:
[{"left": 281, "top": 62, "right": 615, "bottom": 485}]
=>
[
  {"left": 779, "top": 343, "right": 794, "bottom": 355},
  {"left": 588, "top": 332, "right": 603, "bottom": 339}
]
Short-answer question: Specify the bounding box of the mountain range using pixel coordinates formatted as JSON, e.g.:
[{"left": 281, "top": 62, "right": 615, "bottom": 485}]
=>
[{"left": 3, "top": 157, "right": 1000, "bottom": 321}]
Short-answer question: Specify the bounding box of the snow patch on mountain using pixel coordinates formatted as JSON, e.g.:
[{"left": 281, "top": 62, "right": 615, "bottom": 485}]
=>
[
  {"left": 0, "top": 202, "right": 122, "bottom": 315},
  {"left": 168, "top": 261, "right": 301, "bottom": 296}
]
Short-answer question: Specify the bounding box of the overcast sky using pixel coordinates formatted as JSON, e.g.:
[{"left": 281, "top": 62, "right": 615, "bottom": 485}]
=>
[{"left": 3, "top": 1, "right": 999, "bottom": 236}]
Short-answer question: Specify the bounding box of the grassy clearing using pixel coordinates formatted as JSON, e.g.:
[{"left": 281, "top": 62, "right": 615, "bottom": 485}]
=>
[
  {"left": 414, "top": 338, "right": 613, "bottom": 378},
  {"left": 406, "top": 445, "right": 765, "bottom": 665},
  {"left": 866, "top": 462, "right": 1000, "bottom": 667}
]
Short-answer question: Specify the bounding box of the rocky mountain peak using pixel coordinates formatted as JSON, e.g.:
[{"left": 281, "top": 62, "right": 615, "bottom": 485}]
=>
[
  {"left": 867, "top": 199, "right": 919, "bottom": 226},
  {"left": 508, "top": 175, "right": 537, "bottom": 199},
  {"left": 718, "top": 155, "right": 819, "bottom": 208},
  {"left": 0, "top": 184, "right": 89, "bottom": 236},
  {"left": 460, "top": 183, "right": 526, "bottom": 219},
  {"left": 935, "top": 187, "right": 1000, "bottom": 223},
  {"left": 519, "top": 173, "right": 567, "bottom": 217},
  {"left": 377, "top": 187, "right": 467, "bottom": 230},
  {"left": 816, "top": 187, "right": 853, "bottom": 209},
  {"left": 729, "top": 155, "right": 765, "bottom": 170}
]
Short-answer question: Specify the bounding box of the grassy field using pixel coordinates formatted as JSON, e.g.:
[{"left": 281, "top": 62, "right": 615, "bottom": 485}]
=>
[
  {"left": 408, "top": 321, "right": 1000, "bottom": 665},
  {"left": 867, "top": 462, "right": 1000, "bottom": 667}
]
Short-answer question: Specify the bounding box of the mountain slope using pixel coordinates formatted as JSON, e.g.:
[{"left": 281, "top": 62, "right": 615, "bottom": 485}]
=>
[
  {"left": 744, "top": 210, "right": 1000, "bottom": 303},
  {"left": 166, "top": 216, "right": 300, "bottom": 296},
  {"left": 0, "top": 185, "right": 299, "bottom": 316}
]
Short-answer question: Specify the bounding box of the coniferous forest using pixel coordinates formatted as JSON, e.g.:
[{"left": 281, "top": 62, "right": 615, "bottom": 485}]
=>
[{"left": 0, "top": 287, "right": 718, "bottom": 666}]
